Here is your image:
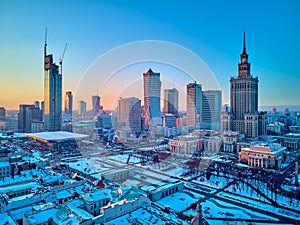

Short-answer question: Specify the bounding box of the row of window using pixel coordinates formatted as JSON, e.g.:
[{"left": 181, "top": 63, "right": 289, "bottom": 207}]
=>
[
  {"left": 161, "top": 186, "right": 179, "bottom": 198},
  {"left": 0, "top": 166, "right": 9, "bottom": 171}
]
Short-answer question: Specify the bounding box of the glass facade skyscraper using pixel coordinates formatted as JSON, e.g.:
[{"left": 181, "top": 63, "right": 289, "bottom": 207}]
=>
[
  {"left": 186, "top": 82, "right": 202, "bottom": 128},
  {"left": 143, "top": 68, "right": 162, "bottom": 127},
  {"left": 44, "top": 40, "right": 62, "bottom": 131}
]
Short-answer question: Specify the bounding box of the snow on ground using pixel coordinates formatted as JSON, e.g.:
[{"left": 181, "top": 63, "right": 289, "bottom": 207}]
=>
[
  {"left": 226, "top": 182, "right": 272, "bottom": 204},
  {"left": 133, "top": 174, "right": 166, "bottom": 187},
  {"left": 247, "top": 179, "right": 300, "bottom": 210},
  {"left": 217, "top": 192, "right": 300, "bottom": 220},
  {"left": 104, "top": 206, "right": 189, "bottom": 225},
  {"left": 112, "top": 154, "right": 140, "bottom": 164},
  {"left": 156, "top": 191, "right": 203, "bottom": 213},
  {"left": 157, "top": 167, "right": 187, "bottom": 177},
  {"left": 202, "top": 198, "right": 277, "bottom": 221},
  {"left": 194, "top": 175, "right": 232, "bottom": 189},
  {"left": 205, "top": 220, "right": 294, "bottom": 225}
]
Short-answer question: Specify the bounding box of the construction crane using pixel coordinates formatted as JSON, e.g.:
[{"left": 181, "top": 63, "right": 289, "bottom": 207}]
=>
[
  {"left": 59, "top": 43, "right": 67, "bottom": 74},
  {"left": 44, "top": 27, "right": 47, "bottom": 57}
]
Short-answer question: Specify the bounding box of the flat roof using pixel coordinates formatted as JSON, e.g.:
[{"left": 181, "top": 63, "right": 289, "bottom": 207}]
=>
[{"left": 25, "top": 131, "right": 88, "bottom": 142}]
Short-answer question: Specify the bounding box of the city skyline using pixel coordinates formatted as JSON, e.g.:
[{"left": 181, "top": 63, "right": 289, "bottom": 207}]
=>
[{"left": 1, "top": 1, "right": 300, "bottom": 110}]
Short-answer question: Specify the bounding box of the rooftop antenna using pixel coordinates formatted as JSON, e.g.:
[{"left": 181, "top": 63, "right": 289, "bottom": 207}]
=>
[
  {"left": 59, "top": 43, "right": 67, "bottom": 74},
  {"left": 44, "top": 27, "right": 47, "bottom": 57}
]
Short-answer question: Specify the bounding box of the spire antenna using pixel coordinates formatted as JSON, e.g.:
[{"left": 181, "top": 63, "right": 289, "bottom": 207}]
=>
[{"left": 243, "top": 29, "right": 246, "bottom": 54}]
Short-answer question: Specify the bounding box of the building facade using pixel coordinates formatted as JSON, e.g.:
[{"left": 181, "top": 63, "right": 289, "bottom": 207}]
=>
[
  {"left": 169, "top": 135, "right": 200, "bottom": 155},
  {"left": 163, "top": 88, "right": 179, "bottom": 116},
  {"left": 78, "top": 101, "right": 87, "bottom": 116},
  {"left": 186, "top": 82, "right": 202, "bottom": 128},
  {"left": 64, "top": 91, "right": 73, "bottom": 116},
  {"left": 283, "top": 133, "right": 300, "bottom": 150},
  {"left": 143, "top": 68, "right": 162, "bottom": 127},
  {"left": 117, "top": 97, "right": 141, "bottom": 133},
  {"left": 18, "top": 104, "right": 43, "bottom": 133},
  {"left": 0, "top": 107, "right": 6, "bottom": 119},
  {"left": 0, "top": 161, "right": 10, "bottom": 179},
  {"left": 202, "top": 90, "right": 222, "bottom": 131},
  {"left": 92, "top": 95, "right": 101, "bottom": 115},
  {"left": 239, "top": 143, "right": 286, "bottom": 169},
  {"left": 44, "top": 39, "right": 62, "bottom": 131}
]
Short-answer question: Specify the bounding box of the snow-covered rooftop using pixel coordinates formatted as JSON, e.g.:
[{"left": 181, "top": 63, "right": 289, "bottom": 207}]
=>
[
  {"left": 25, "top": 131, "right": 88, "bottom": 142},
  {"left": 0, "top": 161, "right": 9, "bottom": 167},
  {"left": 0, "top": 212, "right": 18, "bottom": 225},
  {"left": 0, "top": 182, "right": 38, "bottom": 194},
  {"left": 84, "top": 188, "right": 111, "bottom": 202}
]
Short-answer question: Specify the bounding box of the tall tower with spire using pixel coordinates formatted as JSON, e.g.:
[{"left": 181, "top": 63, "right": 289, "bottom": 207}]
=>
[
  {"left": 43, "top": 28, "right": 62, "bottom": 131},
  {"left": 222, "top": 31, "right": 260, "bottom": 139}
]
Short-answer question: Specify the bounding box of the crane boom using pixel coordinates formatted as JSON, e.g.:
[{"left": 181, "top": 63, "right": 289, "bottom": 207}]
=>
[
  {"left": 59, "top": 43, "right": 67, "bottom": 74},
  {"left": 60, "top": 43, "right": 67, "bottom": 63}
]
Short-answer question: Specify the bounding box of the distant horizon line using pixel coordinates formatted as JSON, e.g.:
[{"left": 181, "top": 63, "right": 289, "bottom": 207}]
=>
[{"left": 2, "top": 104, "right": 300, "bottom": 112}]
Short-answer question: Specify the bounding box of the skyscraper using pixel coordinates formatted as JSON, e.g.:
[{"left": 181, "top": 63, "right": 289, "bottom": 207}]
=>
[
  {"left": 163, "top": 88, "right": 179, "bottom": 116},
  {"left": 117, "top": 97, "right": 141, "bottom": 133},
  {"left": 65, "top": 91, "right": 73, "bottom": 115},
  {"left": 92, "top": 95, "right": 101, "bottom": 115},
  {"left": 34, "top": 101, "right": 40, "bottom": 109},
  {"left": 78, "top": 101, "right": 87, "bottom": 116},
  {"left": 222, "top": 32, "right": 265, "bottom": 139},
  {"left": 0, "top": 107, "right": 5, "bottom": 119},
  {"left": 186, "top": 82, "right": 202, "bottom": 128},
  {"left": 202, "top": 90, "right": 222, "bottom": 131},
  {"left": 43, "top": 32, "right": 62, "bottom": 131},
  {"left": 18, "top": 104, "right": 43, "bottom": 133},
  {"left": 143, "top": 68, "right": 162, "bottom": 126}
]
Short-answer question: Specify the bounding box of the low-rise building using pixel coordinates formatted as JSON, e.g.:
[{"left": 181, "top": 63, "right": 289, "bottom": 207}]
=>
[
  {"left": 222, "top": 131, "right": 244, "bottom": 155},
  {"left": 267, "top": 121, "right": 285, "bottom": 135},
  {"left": 148, "top": 181, "right": 184, "bottom": 201},
  {"left": 283, "top": 133, "right": 300, "bottom": 150},
  {"left": 239, "top": 143, "right": 286, "bottom": 169},
  {"left": 200, "top": 136, "right": 222, "bottom": 156},
  {"left": 289, "top": 126, "right": 300, "bottom": 133},
  {"left": 169, "top": 135, "right": 200, "bottom": 155}
]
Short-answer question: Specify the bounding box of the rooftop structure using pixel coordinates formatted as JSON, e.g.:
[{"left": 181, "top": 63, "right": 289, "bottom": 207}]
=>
[{"left": 25, "top": 131, "right": 88, "bottom": 143}]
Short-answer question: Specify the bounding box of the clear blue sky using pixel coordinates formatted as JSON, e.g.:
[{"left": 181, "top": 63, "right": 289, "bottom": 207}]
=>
[{"left": 0, "top": 0, "right": 299, "bottom": 109}]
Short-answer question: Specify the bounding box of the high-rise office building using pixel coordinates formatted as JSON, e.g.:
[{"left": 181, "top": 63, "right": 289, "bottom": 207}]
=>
[
  {"left": 222, "top": 32, "right": 266, "bottom": 139},
  {"left": 65, "top": 91, "right": 73, "bottom": 115},
  {"left": 186, "top": 82, "right": 202, "bottom": 128},
  {"left": 92, "top": 95, "right": 101, "bottom": 115},
  {"left": 163, "top": 88, "right": 179, "bottom": 116},
  {"left": 18, "top": 104, "right": 43, "bottom": 133},
  {"left": 41, "top": 101, "right": 44, "bottom": 113},
  {"left": 202, "top": 90, "right": 222, "bottom": 131},
  {"left": 118, "top": 97, "right": 141, "bottom": 133},
  {"left": 0, "top": 107, "right": 5, "bottom": 119},
  {"left": 34, "top": 101, "right": 40, "bottom": 109},
  {"left": 78, "top": 101, "right": 87, "bottom": 116},
  {"left": 143, "top": 68, "right": 162, "bottom": 126},
  {"left": 43, "top": 34, "right": 62, "bottom": 131}
]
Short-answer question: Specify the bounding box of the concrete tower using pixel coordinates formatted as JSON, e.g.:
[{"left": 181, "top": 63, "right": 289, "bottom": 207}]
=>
[{"left": 222, "top": 31, "right": 265, "bottom": 139}]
